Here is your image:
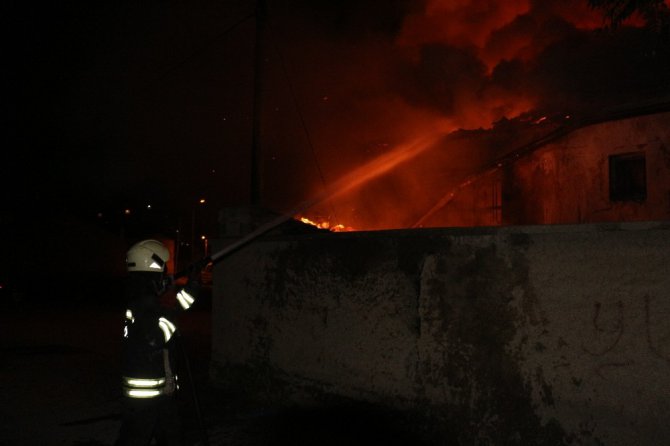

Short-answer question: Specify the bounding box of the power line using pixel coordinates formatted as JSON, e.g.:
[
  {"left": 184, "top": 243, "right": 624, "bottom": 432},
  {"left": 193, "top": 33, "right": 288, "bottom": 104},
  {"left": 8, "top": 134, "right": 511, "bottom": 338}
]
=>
[
  {"left": 152, "top": 11, "right": 255, "bottom": 84},
  {"left": 267, "top": 20, "right": 340, "bottom": 223}
]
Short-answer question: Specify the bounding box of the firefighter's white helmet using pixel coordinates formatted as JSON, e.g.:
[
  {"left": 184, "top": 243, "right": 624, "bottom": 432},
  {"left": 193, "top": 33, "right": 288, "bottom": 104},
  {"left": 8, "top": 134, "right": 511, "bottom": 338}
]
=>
[{"left": 126, "top": 239, "right": 169, "bottom": 273}]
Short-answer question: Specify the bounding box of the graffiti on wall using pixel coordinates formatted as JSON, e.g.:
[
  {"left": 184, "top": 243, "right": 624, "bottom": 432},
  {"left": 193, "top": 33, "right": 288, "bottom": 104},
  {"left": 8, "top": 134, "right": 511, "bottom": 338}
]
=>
[{"left": 580, "top": 295, "right": 670, "bottom": 378}]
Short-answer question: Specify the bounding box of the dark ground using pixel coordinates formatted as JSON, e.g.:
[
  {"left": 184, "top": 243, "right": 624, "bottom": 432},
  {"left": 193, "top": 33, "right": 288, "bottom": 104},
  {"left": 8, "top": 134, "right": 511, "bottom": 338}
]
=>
[{"left": 0, "top": 285, "right": 435, "bottom": 446}]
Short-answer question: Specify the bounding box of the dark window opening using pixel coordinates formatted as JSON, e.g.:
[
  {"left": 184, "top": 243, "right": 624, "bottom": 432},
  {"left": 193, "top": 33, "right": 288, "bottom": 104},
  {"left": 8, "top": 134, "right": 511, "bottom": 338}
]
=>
[{"left": 609, "top": 152, "right": 647, "bottom": 202}]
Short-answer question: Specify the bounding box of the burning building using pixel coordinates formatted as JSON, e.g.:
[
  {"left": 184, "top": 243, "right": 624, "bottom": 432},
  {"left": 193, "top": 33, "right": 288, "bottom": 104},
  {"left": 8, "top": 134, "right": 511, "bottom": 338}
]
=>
[
  {"left": 258, "top": 0, "right": 670, "bottom": 231},
  {"left": 416, "top": 104, "right": 670, "bottom": 227},
  {"left": 296, "top": 103, "right": 670, "bottom": 231}
]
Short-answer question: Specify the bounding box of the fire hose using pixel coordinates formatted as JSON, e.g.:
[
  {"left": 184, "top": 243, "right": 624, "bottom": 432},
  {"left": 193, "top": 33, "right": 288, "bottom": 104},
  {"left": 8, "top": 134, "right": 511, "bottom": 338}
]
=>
[{"left": 173, "top": 197, "right": 320, "bottom": 279}]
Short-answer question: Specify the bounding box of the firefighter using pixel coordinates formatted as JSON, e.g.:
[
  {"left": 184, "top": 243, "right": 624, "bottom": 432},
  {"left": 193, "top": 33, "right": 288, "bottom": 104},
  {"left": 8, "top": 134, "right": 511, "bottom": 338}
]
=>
[{"left": 114, "top": 239, "right": 202, "bottom": 446}]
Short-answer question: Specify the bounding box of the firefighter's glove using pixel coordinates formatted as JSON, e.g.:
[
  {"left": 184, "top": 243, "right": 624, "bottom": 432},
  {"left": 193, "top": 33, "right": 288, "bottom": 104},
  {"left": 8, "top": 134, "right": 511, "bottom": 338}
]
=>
[
  {"left": 161, "top": 275, "right": 174, "bottom": 291},
  {"left": 186, "top": 258, "right": 209, "bottom": 288}
]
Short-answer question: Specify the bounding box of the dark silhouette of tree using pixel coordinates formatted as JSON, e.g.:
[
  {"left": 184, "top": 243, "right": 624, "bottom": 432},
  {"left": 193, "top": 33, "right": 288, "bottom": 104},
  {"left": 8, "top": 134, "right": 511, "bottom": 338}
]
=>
[{"left": 588, "top": 0, "right": 670, "bottom": 30}]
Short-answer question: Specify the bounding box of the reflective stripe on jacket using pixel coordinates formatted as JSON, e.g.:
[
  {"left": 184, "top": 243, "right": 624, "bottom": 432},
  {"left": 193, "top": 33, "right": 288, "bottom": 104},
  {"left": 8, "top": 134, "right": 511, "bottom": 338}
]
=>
[
  {"left": 122, "top": 376, "right": 166, "bottom": 398},
  {"left": 121, "top": 304, "right": 178, "bottom": 398},
  {"left": 124, "top": 310, "right": 176, "bottom": 343},
  {"left": 176, "top": 289, "right": 196, "bottom": 310},
  {"left": 122, "top": 348, "right": 178, "bottom": 399}
]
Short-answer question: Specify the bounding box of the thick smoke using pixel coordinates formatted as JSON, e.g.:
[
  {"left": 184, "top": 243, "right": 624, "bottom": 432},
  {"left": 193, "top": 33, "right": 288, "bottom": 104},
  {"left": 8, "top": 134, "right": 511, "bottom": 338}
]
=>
[
  {"left": 276, "top": 0, "right": 666, "bottom": 137},
  {"left": 394, "top": 0, "right": 668, "bottom": 128}
]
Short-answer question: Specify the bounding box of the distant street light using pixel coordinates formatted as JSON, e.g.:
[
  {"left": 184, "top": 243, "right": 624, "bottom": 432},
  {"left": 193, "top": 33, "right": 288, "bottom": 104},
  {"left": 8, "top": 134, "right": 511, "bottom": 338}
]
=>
[
  {"left": 120, "top": 208, "right": 132, "bottom": 239},
  {"left": 201, "top": 235, "right": 208, "bottom": 256},
  {"left": 191, "top": 198, "right": 206, "bottom": 261}
]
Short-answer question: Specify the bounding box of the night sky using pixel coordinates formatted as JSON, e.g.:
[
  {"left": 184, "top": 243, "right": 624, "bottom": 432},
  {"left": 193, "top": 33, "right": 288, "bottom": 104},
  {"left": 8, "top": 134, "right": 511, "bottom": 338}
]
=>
[
  {"left": 4, "top": 0, "right": 670, "bottom": 264},
  {"left": 8, "top": 2, "right": 257, "bottom": 227},
  {"left": 6, "top": 1, "right": 417, "bottom": 235}
]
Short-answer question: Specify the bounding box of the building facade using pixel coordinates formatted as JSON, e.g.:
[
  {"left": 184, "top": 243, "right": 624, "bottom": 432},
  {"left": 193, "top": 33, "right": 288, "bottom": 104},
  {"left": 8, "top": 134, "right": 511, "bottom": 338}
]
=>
[{"left": 423, "top": 111, "right": 670, "bottom": 227}]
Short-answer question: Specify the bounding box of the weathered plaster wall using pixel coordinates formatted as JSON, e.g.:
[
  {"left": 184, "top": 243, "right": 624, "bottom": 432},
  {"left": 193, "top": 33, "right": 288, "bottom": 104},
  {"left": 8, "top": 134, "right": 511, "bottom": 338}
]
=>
[
  {"left": 505, "top": 112, "right": 670, "bottom": 225},
  {"left": 210, "top": 222, "right": 670, "bottom": 445},
  {"left": 425, "top": 111, "right": 670, "bottom": 227}
]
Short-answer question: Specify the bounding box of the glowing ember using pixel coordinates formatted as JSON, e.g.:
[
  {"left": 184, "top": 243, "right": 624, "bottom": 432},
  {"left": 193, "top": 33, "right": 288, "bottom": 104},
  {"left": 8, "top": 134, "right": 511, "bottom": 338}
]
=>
[{"left": 297, "top": 216, "right": 354, "bottom": 232}]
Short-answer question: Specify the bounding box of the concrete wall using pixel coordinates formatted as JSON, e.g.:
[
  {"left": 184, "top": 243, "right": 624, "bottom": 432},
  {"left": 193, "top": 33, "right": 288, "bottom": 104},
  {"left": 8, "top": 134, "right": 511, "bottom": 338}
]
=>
[{"left": 210, "top": 221, "right": 670, "bottom": 445}]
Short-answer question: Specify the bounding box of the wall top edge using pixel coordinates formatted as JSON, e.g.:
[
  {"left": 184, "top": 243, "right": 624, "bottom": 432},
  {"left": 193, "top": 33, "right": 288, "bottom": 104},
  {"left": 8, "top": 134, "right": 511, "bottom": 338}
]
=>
[{"left": 216, "top": 220, "right": 670, "bottom": 244}]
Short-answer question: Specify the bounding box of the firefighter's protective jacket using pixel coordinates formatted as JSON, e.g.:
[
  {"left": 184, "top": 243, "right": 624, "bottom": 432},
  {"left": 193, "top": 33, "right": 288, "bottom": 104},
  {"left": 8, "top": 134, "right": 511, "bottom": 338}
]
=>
[{"left": 121, "top": 284, "right": 197, "bottom": 399}]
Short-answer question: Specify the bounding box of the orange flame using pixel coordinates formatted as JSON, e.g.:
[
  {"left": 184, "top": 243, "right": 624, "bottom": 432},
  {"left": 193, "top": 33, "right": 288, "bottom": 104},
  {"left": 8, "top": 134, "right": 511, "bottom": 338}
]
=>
[{"left": 298, "top": 216, "right": 354, "bottom": 232}]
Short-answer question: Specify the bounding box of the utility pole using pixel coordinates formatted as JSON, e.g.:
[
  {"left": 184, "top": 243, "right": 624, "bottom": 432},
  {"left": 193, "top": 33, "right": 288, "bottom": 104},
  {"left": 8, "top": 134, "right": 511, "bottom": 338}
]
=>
[{"left": 250, "top": 0, "right": 267, "bottom": 206}]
